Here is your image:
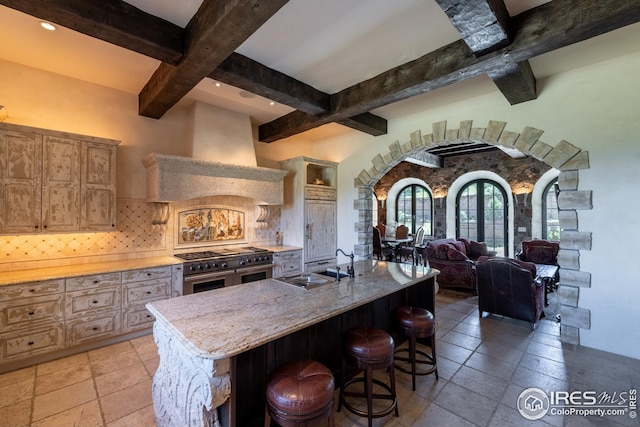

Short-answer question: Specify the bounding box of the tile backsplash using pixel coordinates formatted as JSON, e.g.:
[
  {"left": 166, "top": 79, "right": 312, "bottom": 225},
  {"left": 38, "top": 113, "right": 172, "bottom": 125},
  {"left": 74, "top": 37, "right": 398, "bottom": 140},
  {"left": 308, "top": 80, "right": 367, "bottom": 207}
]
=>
[{"left": 0, "top": 197, "right": 281, "bottom": 272}]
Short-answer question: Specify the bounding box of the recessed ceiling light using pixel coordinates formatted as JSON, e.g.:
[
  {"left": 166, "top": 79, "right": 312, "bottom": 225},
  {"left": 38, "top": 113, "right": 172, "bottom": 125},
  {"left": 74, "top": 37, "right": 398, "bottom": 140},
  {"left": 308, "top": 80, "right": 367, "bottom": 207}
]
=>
[
  {"left": 40, "top": 22, "right": 56, "bottom": 31},
  {"left": 215, "top": 82, "right": 221, "bottom": 87},
  {"left": 269, "top": 102, "right": 275, "bottom": 106}
]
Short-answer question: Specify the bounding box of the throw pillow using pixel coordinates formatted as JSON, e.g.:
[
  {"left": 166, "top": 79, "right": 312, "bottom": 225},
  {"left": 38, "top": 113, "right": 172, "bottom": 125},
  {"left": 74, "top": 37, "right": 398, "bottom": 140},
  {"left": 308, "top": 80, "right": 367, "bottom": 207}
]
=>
[{"left": 447, "top": 246, "right": 468, "bottom": 261}]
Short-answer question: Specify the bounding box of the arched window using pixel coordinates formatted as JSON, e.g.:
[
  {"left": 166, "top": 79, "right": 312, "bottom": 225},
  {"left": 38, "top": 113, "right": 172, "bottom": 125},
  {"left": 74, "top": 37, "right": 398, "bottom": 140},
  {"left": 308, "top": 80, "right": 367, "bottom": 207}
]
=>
[
  {"left": 542, "top": 180, "right": 560, "bottom": 241},
  {"left": 456, "top": 180, "right": 508, "bottom": 256},
  {"left": 395, "top": 184, "right": 432, "bottom": 235}
]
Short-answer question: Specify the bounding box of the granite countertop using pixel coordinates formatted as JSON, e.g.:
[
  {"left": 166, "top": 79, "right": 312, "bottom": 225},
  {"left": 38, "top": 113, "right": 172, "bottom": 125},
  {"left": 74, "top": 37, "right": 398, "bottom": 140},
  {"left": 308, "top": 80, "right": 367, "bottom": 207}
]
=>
[
  {"left": 258, "top": 245, "right": 302, "bottom": 252},
  {"left": 146, "top": 259, "right": 438, "bottom": 360},
  {"left": 0, "top": 256, "right": 183, "bottom": 286}
]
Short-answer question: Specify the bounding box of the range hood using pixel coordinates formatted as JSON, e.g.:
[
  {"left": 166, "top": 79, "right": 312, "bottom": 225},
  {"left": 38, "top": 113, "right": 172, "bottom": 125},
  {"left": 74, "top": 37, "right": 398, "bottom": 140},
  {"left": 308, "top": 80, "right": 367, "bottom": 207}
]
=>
[
  {"left": 142, "top": 153, "right": 287, "bottom": 205},
  {"left": 142, "top": 102, "right": 287, "bottom": 205}
]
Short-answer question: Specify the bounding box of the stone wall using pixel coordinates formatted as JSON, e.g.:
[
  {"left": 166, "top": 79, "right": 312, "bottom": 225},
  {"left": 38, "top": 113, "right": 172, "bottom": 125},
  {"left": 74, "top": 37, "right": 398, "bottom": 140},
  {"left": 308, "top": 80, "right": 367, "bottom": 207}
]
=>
[{"left": 374, "top": 150, "right": 551, "bottom": 251}]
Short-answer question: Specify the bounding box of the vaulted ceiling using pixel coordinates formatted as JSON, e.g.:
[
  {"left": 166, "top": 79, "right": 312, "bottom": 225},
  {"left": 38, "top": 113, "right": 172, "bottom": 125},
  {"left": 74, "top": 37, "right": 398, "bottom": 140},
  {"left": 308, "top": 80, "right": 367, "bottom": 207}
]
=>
[{"left": 1, "top": 0, "right": 640, "bottom": 144}]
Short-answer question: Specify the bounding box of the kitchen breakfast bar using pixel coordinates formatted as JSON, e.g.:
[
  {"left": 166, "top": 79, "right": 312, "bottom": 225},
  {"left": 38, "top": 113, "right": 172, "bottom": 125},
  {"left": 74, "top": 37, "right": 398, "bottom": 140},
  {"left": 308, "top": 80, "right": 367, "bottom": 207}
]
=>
[{"left": 146, "top": 260, "right": 438, "bottom": 427}]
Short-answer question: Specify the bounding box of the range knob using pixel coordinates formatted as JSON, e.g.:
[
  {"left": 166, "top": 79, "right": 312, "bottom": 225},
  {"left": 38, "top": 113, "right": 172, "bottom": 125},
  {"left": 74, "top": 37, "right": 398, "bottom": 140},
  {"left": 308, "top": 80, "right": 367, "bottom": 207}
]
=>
[
  {"left": 189, "top": 265, "right": 197, "bottom": 272},
  {"left": 212, "top": 262, "right": 218, "bottom": 268},
  {"left": 221, "top": 262, "right": 228, "bottom": 269},
  {"left": 197, "top": 264, "right": 204, "bottom": 270},
  {"left": 239, "top": 260, "right": 246, "bottom": 266},
  {"left": 205, "top": 263, "right": 211, "bottom": 269}
]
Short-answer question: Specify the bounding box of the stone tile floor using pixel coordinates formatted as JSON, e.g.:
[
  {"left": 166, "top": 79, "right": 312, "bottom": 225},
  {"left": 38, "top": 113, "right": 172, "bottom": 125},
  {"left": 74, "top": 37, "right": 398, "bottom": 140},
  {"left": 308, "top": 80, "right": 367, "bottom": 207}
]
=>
[{"left": 1, "top": 291, "right": 638, "bottom": 426}]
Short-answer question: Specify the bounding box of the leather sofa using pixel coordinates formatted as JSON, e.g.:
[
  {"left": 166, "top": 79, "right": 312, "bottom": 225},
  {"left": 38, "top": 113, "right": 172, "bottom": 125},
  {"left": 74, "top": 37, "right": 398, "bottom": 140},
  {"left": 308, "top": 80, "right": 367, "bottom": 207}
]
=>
[
  {"left": 476, "top": 256, "right": 544, "bottom": 329},
  {"left": 425, "top": 238, "right": 489, "bottom": 291}
]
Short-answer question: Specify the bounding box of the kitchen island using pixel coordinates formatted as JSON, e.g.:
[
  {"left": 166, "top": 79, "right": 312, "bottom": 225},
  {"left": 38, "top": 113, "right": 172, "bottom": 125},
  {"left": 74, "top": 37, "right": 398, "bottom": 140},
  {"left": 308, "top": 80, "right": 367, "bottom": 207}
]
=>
[{"left": 146, "top": 259, "right": 438, "bottom": 427}]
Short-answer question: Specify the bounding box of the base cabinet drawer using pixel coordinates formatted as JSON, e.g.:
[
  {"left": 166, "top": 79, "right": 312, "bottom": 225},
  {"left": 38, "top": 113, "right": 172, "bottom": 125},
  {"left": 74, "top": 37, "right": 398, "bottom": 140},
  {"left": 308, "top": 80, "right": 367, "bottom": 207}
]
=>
[
  {"left": 66, "top": 273, "right": 121, "bottom": 291},
  {"left": 123, "top": 278, "right": 171, "bottom": 306},
  {"left": 0, "top": 280, "right": 65, "bottom": 301},
  {"left": 274, "top": 251, "right": 303, "bottom": 277},
  {"left": 123, "top": 308, "right": 156, "bottom": 333},
  {"left": 122, "top": 266, "right": 171, "bottom": 284},
  {"left": 1, "top": 325, "right": 64, "bottom": 360},
  {"left": 66, "top": 313, "right": 122, "bottom": 346},
  {"left": 65, "top": 286, "right": 121, "bottom": 318},
  {"left": 0, "top": 294, "right": 64, "bottom": 331}
]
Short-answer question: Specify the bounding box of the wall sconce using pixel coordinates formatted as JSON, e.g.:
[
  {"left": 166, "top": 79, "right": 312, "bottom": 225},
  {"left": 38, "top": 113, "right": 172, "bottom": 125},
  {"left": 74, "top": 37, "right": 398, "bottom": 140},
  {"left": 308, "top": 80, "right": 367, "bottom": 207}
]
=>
[
  {"left": 0, "top": 105, "right": 8, "bottom": 122},
  {"left": 514, "top": 192, "right": 530, "bottom": 207},
  {"left": 376, "top": 194, "right": 387, "bottom": 209}
]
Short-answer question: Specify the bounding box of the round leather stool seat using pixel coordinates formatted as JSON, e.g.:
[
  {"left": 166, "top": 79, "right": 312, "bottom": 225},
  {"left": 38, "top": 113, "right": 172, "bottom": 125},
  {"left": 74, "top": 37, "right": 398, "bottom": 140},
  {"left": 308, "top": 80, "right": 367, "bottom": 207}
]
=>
[
  {"left": 343, "top": 326, "right": 395, "bottom": 369},
  {"left": 391, "top": 306, "right": 438, "bottom": 391},
  {"left": 266, "top": 359, "right": 335, "bottom": 427},
  {"left": 393, "top": 306, "right": 435, "bottom": 335},
  {"left": 338, "top": 326, "right": 398, "bottom": 427}
]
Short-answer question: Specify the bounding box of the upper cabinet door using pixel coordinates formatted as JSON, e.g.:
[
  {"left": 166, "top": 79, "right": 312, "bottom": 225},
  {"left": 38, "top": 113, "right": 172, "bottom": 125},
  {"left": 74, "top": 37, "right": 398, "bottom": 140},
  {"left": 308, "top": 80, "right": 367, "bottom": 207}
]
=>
[
  {"left": 81, "top": 142, "right": 117, "bottom": 231},
  {"left": 0, "top": 130, "right": 43, "bottom": 233},
  {"left": 42, "top": 136, "right": 81, "bottom": 231}
]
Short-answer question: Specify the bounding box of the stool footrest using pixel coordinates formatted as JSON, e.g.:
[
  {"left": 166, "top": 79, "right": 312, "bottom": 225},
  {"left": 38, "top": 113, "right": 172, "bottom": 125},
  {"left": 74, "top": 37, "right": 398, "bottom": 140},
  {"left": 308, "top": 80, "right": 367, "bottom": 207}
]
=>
[
  {"left": 339, "top": 377, "right": 398, "bottom": 419},
  {"left": 394, "top": 348, "right": 437, "bottom": 376}
]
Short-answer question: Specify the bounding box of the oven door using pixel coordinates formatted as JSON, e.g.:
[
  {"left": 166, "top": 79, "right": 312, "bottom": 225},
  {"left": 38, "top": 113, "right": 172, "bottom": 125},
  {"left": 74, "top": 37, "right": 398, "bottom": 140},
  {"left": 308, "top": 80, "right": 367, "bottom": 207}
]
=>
[
  {"left": 233, "top": 264, "right": 273, "bottom": 286},
  {"left": 183, "top": 270, "right": 235, "bottom": 294}
]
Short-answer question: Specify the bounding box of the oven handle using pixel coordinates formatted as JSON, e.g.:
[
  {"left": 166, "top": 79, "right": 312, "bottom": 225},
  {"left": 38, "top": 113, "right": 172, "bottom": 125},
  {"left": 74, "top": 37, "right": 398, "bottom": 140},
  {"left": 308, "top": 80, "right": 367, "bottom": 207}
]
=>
[
  {"left": 236, "top": 264, "right": 274, "bottom": 275},
  {"left": 183, "top": 269, "right": 236, "bottom": 284}
]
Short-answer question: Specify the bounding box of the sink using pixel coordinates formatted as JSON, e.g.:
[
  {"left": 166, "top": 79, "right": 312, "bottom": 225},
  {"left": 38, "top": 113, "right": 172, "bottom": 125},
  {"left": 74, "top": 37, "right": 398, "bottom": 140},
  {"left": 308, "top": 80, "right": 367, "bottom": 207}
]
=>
[
  {"left": 315, "top": 269, "right": 349, "bottom": 279},
  {"left": 274, "top": 273, "right": 332, "bottom": 290}
]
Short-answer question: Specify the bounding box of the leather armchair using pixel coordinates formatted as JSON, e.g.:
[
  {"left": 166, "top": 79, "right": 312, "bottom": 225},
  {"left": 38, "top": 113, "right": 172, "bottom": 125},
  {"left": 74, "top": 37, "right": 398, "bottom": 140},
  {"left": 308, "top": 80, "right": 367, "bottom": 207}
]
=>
[
  {"left": 517, "top": 240, "right": 559, "bottom": 265},
  {"left": 476, "top": 256, "right": 544, "bottom": 330}
]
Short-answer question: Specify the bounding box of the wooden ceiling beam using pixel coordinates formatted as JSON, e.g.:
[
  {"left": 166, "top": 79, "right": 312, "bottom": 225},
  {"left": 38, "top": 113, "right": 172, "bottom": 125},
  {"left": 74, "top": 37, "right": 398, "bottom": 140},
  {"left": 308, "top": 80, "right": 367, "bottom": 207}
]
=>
[
  {"left": 435, "top": 0, "right": 536, "bottom": 104},
  {"left": 434, "top": 0, "right": 511, "bottom": 55},
  {"left": 210, "top": 53, "right": 387, "bottom": 136},
  {"left": 260, "top": 0, "right": 640, "bottom": 142},
  {"left": 0, "top": 0, "right": 184, "bottom": 65},
  {"left": 138, "top": 0, "right": 289, "bottom": 119}
]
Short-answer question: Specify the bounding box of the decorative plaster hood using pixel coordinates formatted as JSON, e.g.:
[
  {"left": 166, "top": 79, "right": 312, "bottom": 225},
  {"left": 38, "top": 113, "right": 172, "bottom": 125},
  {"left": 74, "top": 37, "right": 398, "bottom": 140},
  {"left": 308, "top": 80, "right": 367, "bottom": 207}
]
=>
[
  {"left": 142, "top": 153, "right": 287, "bottom": 204},
  {"left": 142, "top": 102, "right": 287, "bottom": 205}
]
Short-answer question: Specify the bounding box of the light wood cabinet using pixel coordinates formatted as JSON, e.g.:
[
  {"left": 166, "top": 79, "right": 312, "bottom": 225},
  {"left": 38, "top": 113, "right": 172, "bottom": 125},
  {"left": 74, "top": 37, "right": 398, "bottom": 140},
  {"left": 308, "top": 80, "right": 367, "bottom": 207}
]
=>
[
  {"left": 0, "top": 280, "right": 65, "bottom": 361},
  {"left": 64, "top": 272, "right": 123, "bottom": 346},
  {"left": 0, "top": 123, "right": 119, "bottom": 234},
  {"left": 273, "top": 250, "right": 302, "bottom": 277},
  {"left": 280, "top": 157, "right": 337, "bottom": 271},
  {"left": 122, "top": 266, "right": 172, "bottom": 333},
  {"left": 0, "top": 261, "right": 180, "bottom": 371},
  {"left": 0, "top": 129, "right": 42, "bottom": 233}
]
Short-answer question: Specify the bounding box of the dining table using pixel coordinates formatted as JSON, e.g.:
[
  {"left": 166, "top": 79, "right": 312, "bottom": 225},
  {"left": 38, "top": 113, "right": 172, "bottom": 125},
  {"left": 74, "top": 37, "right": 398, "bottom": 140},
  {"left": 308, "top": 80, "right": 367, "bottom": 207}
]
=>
[{"left": 381, "top": 236, "right": 413, "bottom": 262}]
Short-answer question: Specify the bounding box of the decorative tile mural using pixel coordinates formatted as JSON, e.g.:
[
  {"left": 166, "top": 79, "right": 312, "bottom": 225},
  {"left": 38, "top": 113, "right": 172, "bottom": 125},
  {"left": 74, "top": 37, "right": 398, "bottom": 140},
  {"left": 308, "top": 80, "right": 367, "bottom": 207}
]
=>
[{"left": 177, "top": 207, "right": 245, "bottom": 246}]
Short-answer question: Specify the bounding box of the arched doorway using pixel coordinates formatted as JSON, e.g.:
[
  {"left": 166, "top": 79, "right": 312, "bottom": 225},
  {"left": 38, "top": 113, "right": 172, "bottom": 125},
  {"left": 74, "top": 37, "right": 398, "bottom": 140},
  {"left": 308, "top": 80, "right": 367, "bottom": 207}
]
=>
[{"left": 352, "top": 120, "right": 592, "bottom": 345}]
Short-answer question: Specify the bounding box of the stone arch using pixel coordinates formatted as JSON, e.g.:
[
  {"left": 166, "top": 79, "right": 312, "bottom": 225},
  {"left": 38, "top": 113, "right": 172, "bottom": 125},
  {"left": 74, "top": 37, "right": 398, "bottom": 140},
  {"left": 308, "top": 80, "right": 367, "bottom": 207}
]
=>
[{"left": 353, "top": 119, "right": 592, "bottom": 345}]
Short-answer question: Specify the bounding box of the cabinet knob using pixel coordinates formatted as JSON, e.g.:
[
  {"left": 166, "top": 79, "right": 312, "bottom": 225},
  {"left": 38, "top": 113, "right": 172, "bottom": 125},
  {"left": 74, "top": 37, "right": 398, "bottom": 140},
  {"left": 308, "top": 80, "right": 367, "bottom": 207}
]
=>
[
  {"left": 92, "top": 300, "right": 98, "bottom": 304},
  {"left": 92, "top": 327, "right": 98, "bottom": 331},
  {"left": 28, "top": 311, "right": 35, "bottom": 316},
  {"left": 93, "top": 280, "right": 99, "bottom": 284},
  {"left": 146, "top": 291, "right": 152, "bottom": 294},
  {"left": 29, "top": 289, "right": 35, "bottom": 293},
  {"left": 27, "top": 341, "right": 34, "bottom": 346},
  {"left": 43, "top": 225, "right": 48, "bottom": 229},
  {"left": 34, "top": 225, "right": 39, "bottom": 229}
]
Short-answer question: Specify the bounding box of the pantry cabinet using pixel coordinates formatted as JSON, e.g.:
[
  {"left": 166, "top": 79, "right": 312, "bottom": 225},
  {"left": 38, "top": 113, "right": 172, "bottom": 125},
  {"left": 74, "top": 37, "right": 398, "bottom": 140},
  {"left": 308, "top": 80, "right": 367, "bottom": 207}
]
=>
[
  {"left": 0, "top": 123, "right": 119, "bottom": 234},
  {"left": 280, "top": 157, "right": 337, "bottom": 271}
]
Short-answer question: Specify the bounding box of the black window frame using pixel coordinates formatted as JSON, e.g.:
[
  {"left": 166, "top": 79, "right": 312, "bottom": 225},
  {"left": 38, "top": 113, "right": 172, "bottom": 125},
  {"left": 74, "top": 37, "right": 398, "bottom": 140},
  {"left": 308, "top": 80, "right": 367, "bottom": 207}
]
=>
[{"left": 395, "top": 184, "right": 433, "bottom": 235}]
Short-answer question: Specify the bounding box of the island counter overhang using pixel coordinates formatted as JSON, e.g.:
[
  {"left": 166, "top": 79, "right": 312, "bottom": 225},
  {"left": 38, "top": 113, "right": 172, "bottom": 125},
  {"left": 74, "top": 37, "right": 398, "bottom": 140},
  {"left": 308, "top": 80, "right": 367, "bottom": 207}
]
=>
[{"left": 146, "top": 260, "right": 439, "bottom": 427}]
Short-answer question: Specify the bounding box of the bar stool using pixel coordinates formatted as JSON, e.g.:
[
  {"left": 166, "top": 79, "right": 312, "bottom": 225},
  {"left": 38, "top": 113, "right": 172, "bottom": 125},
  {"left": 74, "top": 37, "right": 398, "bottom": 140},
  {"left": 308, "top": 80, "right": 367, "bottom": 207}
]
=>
[
  {"left": 392, "top": 306, "right": 438, "bottom": 391},
  {"left": 265, "top": 359, "right": 335, "bottom": 427},
  {"left": 337, "top": 326, "right": 398, "bottom": 427}
]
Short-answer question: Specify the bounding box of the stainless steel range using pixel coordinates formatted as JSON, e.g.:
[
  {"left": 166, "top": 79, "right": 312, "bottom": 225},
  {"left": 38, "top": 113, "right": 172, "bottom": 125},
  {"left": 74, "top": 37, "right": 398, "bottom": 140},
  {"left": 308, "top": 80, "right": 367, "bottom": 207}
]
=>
[{"left": 174, "top": 246, "right": 274, "bottom": 294}]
